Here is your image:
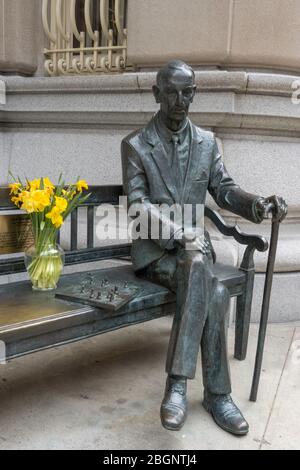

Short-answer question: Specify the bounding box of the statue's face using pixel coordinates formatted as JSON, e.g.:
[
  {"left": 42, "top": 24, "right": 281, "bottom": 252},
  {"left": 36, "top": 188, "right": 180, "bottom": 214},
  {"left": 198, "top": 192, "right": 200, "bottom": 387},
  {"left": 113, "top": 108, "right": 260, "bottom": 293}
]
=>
[{"left": 153, "top": 68, "right": 196, "bottom": 123}]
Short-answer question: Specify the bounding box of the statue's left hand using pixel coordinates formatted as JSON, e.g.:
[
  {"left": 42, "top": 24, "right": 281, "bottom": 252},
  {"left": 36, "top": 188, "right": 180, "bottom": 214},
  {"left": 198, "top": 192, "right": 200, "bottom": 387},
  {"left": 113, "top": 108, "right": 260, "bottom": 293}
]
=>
[{"left": 256, "top": 195, "right": 288, "bottom": 222}]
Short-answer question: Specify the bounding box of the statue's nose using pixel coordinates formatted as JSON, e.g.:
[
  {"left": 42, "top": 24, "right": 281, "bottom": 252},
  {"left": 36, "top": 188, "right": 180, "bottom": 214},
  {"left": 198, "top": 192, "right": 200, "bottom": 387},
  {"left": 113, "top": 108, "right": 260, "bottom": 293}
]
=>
[{"left": 176, "top": 91, "right": 183, "bottom": 105}]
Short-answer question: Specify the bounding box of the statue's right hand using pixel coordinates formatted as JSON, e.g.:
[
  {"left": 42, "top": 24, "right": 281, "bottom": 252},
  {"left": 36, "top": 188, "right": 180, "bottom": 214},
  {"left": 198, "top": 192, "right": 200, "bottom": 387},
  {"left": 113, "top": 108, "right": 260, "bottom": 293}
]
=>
[
  {"left": 174, "top": 228, "right": 195, "bottom": 248},
  {"left": 174, "top": 229, "right": 210, "bottom": 254},
  {"left": 182, "top": 235, "right": 210, "bottom": 254},
  {"left": 187, "top": 238, "right": 210, "bottom": 253}
]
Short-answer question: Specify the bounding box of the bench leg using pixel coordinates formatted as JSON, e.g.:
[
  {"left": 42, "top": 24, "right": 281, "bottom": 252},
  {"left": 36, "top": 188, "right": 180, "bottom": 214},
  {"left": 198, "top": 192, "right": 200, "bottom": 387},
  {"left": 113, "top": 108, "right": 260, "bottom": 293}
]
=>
[{"left": 234, "top": 270, "right": 255, "bottom": 361}]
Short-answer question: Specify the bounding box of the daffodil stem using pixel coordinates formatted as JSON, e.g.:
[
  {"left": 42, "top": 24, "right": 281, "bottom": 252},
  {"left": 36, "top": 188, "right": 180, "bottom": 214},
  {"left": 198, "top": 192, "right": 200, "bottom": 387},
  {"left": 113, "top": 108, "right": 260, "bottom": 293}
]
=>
[{"left": 27, "top": 229, "right": 62, "bottom": 290}]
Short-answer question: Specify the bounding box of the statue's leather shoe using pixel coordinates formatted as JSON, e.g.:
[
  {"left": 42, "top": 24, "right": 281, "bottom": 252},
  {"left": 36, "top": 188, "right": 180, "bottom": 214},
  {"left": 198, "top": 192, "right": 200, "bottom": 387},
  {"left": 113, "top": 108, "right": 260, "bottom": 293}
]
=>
[
  {"left": 160, "top": 376, "right": 187, "bottom": 431},
  {"left": 203, "top": 391, "right": 249, "bottom": 436}
]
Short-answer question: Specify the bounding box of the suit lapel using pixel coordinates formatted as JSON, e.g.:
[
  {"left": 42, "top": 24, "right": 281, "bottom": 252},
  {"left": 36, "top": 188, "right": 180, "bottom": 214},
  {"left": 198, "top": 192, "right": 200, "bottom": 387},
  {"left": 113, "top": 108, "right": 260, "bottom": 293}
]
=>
[
  {"left": 182, "top": 123, "right": 203, "bottom": 202},
  {"left": 143, "top": 117, "right": 180, "bottom": 202}
]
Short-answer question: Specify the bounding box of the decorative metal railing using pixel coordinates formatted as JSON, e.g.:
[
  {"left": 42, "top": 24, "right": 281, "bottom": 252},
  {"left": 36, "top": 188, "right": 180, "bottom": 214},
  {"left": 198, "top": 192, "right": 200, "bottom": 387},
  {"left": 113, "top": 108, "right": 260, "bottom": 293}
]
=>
[{"left": 42, "top": 0, "right": 127, "bottom": 76}]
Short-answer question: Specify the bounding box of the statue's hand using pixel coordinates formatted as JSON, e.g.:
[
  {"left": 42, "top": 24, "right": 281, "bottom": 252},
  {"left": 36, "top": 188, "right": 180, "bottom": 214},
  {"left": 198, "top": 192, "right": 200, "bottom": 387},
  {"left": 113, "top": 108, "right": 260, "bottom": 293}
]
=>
[
  {"left": 180, "top": 232, "right": 210, "bottom": 254},
  {"left": 255, "top": 195, "right": 288, "bottom": 222},
  {"left": 185, "top": 237, "right": 210, "bottom": 253},
  {"left": 175, "top": 229, "right": 210, "bottom": 253}
]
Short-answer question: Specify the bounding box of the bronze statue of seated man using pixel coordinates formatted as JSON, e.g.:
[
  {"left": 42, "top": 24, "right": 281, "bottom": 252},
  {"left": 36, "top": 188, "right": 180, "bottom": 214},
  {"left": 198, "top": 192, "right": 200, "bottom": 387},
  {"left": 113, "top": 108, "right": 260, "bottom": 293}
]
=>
[{"left": 121, "top": 60, "right": 287, "bottom": 436}]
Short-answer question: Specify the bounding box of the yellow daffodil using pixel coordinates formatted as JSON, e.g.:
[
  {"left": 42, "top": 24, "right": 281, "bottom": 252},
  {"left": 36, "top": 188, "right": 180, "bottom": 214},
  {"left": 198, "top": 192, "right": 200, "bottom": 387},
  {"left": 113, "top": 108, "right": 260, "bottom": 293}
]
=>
[
  {"left": 76, "top": 179, "right": 88, "bottom": 193},
  {"left": 43, "top": 177, "right": 55, "bottom": 192},
  {"left": 55, "top": 196, "right": 68, "bottom": 213},
  {"left": 62, "top": 188, "right": 76, "bottom": 200},
  {"left": 11, "top": 195, "right": 22, "bottom": 206},
  {"left": 28, "top": 178, "right": 41, "bottom": 191},
  {"left": 20, "top": 189, "right": 51, "bottom": 213},
  {"left": 9, "top": 182, "right": 22, "bottom": 195},
  {"left": 46, "top": 206, "right": 63, "bottom": 228},
  {"left": 32, "top": 190, "right": 51, "bottom": 211},
  {"left": 9, "top": 174, "right": 90, "bottom": 290},
  {"left": 19, "top": 191, "right": 36, "bottom": 213}
]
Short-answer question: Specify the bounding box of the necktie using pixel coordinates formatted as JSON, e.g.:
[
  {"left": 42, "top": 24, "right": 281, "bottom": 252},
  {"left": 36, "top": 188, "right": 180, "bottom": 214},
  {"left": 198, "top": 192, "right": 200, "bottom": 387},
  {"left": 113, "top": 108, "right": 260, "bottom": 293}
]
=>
[
  {"left": 171, "top": 134, "right": 180, "bottom": 167},
  {"left": 171, "top": 134, "right": 183, "bottom": 190}
]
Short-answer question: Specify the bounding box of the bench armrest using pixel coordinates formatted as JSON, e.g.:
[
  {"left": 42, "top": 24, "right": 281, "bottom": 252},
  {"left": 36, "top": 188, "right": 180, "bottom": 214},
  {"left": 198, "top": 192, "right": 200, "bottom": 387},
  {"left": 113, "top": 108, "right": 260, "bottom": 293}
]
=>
[{"left": 205, "top": 206, "right": 268, "bottom": 252}]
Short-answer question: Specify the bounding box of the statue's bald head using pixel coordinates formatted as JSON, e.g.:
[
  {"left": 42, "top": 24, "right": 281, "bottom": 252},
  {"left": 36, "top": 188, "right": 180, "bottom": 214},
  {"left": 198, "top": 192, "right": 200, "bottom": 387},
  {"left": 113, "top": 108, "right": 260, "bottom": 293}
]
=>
[{"left": 156, "top": 60, "right": 195, "bottom": 88}]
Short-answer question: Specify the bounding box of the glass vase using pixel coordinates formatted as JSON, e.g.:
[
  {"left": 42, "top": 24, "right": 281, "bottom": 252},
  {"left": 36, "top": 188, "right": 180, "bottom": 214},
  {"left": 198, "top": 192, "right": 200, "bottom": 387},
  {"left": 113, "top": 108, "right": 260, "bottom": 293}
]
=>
[{"left": 24, "top": 241, "right": 65, "bottom": 291}]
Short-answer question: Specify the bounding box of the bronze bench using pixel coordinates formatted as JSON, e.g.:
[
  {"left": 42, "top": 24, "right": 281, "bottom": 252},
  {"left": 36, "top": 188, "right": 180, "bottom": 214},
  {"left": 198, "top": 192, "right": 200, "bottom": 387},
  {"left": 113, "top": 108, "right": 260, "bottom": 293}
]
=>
[{"left": 0, "top": 185, "right": 268, "bottom": 362}]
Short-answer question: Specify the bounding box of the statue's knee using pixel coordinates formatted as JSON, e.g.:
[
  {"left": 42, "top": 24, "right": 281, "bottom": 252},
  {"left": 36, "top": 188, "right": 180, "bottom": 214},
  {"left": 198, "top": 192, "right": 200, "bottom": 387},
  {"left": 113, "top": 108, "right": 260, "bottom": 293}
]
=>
[
  {"left": 178, "top": 251, "right": 206, "bottom": 269},
  {"left": 213, "top": 283, "right": 230, "bottom": 315}
]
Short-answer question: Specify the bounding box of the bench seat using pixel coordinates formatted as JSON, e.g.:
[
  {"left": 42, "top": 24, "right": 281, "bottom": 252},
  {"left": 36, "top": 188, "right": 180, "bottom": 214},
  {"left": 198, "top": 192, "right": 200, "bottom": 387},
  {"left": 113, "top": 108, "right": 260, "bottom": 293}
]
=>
[{"left": 0, "top": 263, "right": 245, "bottom": 360}]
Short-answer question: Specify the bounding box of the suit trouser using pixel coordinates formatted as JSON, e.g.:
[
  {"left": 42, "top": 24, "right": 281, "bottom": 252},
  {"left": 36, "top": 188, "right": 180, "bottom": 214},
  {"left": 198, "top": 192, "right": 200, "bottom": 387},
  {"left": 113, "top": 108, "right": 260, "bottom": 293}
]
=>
[{"left": 143, "top": 248, "right": 231, "bottom": 395}]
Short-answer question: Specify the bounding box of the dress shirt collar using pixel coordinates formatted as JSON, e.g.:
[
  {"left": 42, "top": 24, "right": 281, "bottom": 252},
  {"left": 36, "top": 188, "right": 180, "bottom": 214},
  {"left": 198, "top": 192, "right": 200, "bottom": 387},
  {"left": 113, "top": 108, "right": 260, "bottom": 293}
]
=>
[{"left": 155, "top": 112, "right": 189, "bottom": 145}]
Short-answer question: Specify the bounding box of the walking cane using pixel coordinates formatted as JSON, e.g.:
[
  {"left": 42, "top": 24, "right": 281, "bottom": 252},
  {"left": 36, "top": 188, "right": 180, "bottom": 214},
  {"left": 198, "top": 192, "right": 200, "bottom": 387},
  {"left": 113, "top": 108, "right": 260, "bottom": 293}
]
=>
[{"left": 250, "top": 205, "right": 280, "bottom": 402}]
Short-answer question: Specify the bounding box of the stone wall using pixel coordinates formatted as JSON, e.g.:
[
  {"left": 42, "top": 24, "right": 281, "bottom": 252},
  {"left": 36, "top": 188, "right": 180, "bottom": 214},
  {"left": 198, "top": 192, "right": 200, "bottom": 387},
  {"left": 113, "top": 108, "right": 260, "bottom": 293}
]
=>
[
  {"left": 128, "top": 0, "right": 300, "bottom": 73},
  {"left": 2, "top": 1, "right": 300, "bottom": 77},
  {"left": 0, "top": 0, "right": 41, "bottom": 75}
]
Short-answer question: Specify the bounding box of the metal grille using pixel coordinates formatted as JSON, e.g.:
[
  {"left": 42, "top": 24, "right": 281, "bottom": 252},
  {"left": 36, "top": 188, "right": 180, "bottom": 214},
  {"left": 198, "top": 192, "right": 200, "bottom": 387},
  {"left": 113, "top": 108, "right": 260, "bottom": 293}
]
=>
[{"left": 42, "top": 0, "right": 128, "bottom": 76}]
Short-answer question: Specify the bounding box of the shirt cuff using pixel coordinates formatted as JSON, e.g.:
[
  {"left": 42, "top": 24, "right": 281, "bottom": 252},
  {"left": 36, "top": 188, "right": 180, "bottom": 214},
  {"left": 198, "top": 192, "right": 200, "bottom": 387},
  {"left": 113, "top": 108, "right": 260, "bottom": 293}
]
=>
[{"left": 252, "top": 196, "right": 265, "bottom": 223}]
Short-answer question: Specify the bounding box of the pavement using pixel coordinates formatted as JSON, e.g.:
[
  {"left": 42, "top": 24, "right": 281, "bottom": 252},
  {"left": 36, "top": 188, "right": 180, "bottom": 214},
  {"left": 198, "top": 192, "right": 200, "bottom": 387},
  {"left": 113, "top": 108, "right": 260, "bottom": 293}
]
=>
[{"left": 0, "top": 316, "right": 299, "bottom": 450}]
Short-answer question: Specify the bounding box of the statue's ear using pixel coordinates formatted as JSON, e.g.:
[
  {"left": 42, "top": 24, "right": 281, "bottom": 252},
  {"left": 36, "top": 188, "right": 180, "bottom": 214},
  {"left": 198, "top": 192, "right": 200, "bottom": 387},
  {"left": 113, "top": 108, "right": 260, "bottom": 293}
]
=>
[
  {"left": 190, "top": 85, "right": 197, "bottom": 103},
  {"left": 152, "top": 85, "right": 161, "bottom": 103}
]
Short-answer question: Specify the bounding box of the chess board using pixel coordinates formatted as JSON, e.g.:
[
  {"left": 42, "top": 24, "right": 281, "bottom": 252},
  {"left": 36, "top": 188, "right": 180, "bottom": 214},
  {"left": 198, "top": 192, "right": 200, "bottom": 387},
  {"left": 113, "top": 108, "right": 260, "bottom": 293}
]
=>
[{"left": 55, "top": 273, "right": 139, "bottom": 311}]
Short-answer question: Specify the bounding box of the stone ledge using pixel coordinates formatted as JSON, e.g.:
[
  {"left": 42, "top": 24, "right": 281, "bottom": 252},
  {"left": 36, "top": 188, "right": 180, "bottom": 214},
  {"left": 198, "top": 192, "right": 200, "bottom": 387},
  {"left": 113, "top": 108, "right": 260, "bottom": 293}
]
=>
[
  {"left": 1, "top": 70, "right": 298, "bottom": 98},
  {"left": 1, "top": 71, "right": 300, "bottom": 134},
  {"left": 0, "top": 79, "right": 5, "bottom": 105},
  {"left": 247, "top": 73, "right": 300, "bottom": 97}
]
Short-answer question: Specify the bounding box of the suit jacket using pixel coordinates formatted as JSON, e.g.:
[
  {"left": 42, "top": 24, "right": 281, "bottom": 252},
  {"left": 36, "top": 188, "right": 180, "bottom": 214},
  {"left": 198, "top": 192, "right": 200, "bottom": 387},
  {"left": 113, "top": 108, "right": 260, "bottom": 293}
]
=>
[{"left": 121, "top": 114, "right": 262, "bottom": 272}]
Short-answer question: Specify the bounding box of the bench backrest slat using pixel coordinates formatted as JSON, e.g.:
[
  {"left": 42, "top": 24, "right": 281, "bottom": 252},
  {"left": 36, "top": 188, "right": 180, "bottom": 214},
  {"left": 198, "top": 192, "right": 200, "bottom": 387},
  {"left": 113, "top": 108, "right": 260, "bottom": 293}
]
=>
[
  {"left": 87, "top": 206, "right": 94, "bottom": 249},
  {"left": 0, "top": 185, "right": 124, "bottom": 209},
  {"left": 0, "top": 187, "right": 15, "bottom": 210},
  {"left": 70, "top": 207, "right": 78, "bottom": 251}
]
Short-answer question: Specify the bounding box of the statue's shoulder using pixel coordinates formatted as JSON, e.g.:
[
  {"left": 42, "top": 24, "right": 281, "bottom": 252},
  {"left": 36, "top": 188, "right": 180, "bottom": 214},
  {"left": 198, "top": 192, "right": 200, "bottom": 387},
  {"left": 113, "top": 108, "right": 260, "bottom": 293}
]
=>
[
  {"left": 192, "top": 123, "right": 216, "bottom": 144},
  {"left": 122, "top": 128, "right": 143, "bottom": 145},
  {"left": 122, "top": 118, "right": 156, "bottom": 153},
  {"left": 122, "top": 127, "right": 147, "bottom": 151}
]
